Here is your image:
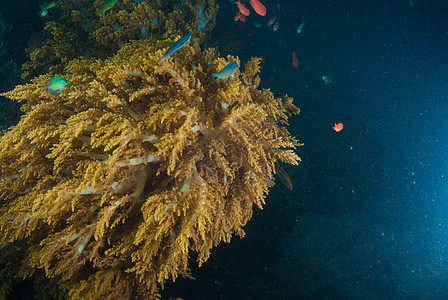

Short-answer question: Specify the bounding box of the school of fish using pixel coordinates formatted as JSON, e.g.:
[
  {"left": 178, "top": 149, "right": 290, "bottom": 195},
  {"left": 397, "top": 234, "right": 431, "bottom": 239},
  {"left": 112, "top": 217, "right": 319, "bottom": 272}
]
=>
[{"left": 230, "top": 0, "right": 348, "bottom": 188}]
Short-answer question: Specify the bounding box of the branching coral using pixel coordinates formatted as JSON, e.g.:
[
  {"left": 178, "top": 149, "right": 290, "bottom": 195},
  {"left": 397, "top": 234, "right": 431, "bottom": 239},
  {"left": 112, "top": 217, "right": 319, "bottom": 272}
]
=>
[
  {"left": 0, "top": 35, "right": 300, "bottom": 298},
  {"left": 22, "top": 0, "right": 217, "bottom": 79}
]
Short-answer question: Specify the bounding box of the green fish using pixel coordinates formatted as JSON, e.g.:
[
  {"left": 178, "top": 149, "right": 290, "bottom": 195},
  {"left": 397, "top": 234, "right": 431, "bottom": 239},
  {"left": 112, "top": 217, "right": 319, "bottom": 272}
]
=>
[
  {"left": 253, "top": 20, "right": 263, "bottom": 28},
  {"left": 95, "top": 0, "right": 118, "bottom": 15},
  {"left": 39, "top": 0, "right": 58, "bottom": 17},
  {"left": 322, "top": 74, "right": 333, "bottom": 85},
  {"left": 47, "top": 75, "right": 68, "bottom": 95},
  {"left": 212, "top": 61, "right": 238, "bottom": 81}
]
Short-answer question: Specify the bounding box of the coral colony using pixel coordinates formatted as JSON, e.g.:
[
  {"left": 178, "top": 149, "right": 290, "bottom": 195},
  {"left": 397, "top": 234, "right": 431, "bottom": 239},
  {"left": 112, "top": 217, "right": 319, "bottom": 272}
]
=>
[{"left": 0, "top": 0, "right": 301, "bottom": 298}]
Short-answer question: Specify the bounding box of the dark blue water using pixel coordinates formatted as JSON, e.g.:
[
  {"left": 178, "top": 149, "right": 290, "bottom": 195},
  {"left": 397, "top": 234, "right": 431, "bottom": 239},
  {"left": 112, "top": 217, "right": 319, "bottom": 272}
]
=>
[
  {"left": 164, "top": 0, "right": 448, "bottom": 298},
  {"left": 1, "top": 0, "right": 448, "bottom": 298}
]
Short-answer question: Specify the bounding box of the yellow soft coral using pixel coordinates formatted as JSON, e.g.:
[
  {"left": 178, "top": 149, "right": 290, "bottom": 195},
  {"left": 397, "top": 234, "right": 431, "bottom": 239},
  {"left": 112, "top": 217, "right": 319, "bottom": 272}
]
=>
[
  {"left": 0, "top": 35, "right": 301, "bottom": 298},
  {"left": 22, "top": 0, "right": 217, "bottom": 79}
]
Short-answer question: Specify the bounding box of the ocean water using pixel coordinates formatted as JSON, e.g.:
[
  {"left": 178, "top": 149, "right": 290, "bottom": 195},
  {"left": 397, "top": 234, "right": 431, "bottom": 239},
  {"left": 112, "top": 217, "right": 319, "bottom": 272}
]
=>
[{"left": 1, "top": 0, "right": 448, "bottom": 299}]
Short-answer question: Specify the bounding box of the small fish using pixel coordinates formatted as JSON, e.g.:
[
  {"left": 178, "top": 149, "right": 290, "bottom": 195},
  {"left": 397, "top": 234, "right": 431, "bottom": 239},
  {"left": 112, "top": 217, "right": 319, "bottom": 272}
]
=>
[
  {"left": 212, "top": 61, "right": 238, "bottom": 81},
  {"left": 253, "top": 20, "right": 263, "bottom": 28},
  {"left": 260, "top": 56, "right": 266, "bottom": 71},
  {"left": 267, "top": 16, "right": 276, "bottom": 26},
  {"left": 46, "top": 75, "right": 68, "bottom": 95},
  {"left": 28, "top": 31, "right": 45, "bottom": 50},
  {"left": 264, "top": 76, "right": 274, "bottom": 83},
  {"left": 322, "top": 75, "right": 332, "bottom": 84},
  {"left": 235, "top": 1, "right": 250, "bottom": 16},
  {"left": 250, "top": 0, "right": 266, "bottom": 16},
  {"left": 273, "top": 158, "right": 293, "bottom": 190},
  {"left": 234, "top": 11, "right": 246, "bottom": 22},
  {"left": 141, "top": 27, "right": 148, "bottom": 38},
  {"left": 292, "top": 52, "right": 298, "bottom": 69},
  {"left": 297, "top": 21, "right": 305, "bottom": 34},
  {"left": 273, "top": 21, "right": 279, "bottom": 31},
  {"left": 95, "top": 0, "right": 118, "bottom": 15},
  {"left": 158, "top": 33, "right": 192, "bottom": 65},
  {"left": 124, "top": 70, "right": 144, "bottom": 77},
  {"left": 39, "top": 0, "right": 57, "bottom": 17},
  {"left": 410, "top": 0, "right": 425, "bottom": 12},
  {"left": 332, "top": 122, "right": 343, "bottom": 132}
]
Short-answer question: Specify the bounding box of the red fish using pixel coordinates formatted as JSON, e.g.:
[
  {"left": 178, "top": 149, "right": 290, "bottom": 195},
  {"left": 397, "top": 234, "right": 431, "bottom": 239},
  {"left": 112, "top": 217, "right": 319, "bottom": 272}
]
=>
[
  {"left": 235, "top": 0, "right": 250, "bottom": 16},
  {"left": 234, "top": 11, "right": 246, "bottom": 22},
  {"left": 292, "top": 52, "right": 298, "bottom": 69},
  {"left": 260, "top": 56, "right": 266, "bottom": 70},
  {"left": 264, "top": 76, "right": 274, "bottom": 83},
  {"left": 249, "top": 0, "right": 266, "bottom": 16},
  {"left": 358, "top": 129, "right": 364, "bottom": 141},
  {"left": 332, "top": 122, "right": 343, "bottom": 132},
  {"left": 267, "top": 16, "right": 276, "bottom": 26}
]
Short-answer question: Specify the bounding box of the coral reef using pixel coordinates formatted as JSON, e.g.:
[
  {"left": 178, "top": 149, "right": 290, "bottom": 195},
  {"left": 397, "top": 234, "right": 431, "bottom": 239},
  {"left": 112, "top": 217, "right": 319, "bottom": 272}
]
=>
[
  {"left": 22, "top": 0, "right": 217, "bottom": 79},
  {"left": 0, "top": 34, "right": 300, "bottom": 298}
]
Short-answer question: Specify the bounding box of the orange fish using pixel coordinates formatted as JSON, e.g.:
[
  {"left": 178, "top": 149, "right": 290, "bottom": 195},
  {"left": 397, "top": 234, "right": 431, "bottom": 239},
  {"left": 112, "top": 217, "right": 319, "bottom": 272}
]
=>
[
  {"left": 332, "top": 123, "right": 343, "bottom": 132},
  {"left": 234, "top": 11, "right": 246, "bottom": 22},
  {"left": 249, "top": 0, "right": 266, "bottom": 16},
  {"left": 235, "top": 0, "right": 250, "bottom": 16},
  {"left": 264, "top": 76, "right": 274, "bottom": 83},
  {"left": 260, "top": 56, "right": 266, "bottom": 71},
  {"left": 292, "top": 52, "right": 298, "bottom": 69},
  {"left": 267, "top": 16, "right": 276, "bottom": 26}
]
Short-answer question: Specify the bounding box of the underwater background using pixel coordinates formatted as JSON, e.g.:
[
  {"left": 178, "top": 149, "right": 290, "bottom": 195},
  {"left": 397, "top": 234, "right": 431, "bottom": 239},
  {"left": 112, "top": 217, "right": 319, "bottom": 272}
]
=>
[{"left": 1, "top": 0, "right": 447, "bottom": 298}]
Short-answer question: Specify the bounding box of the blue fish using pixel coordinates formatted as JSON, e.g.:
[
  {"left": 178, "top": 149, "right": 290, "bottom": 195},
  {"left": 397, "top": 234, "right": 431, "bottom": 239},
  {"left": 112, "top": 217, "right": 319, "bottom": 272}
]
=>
[
  {"left": 297, "top": 21, "right": 305, "bottom": 34},
  {"left": 158, "top": 33, "right": 192, "bottom": 64},
  {"left": 46, "top": 75, "right": 68, "bottom": 95},
  {"left": 212, "top": 61, "right": 238, "bottom": 81}
]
